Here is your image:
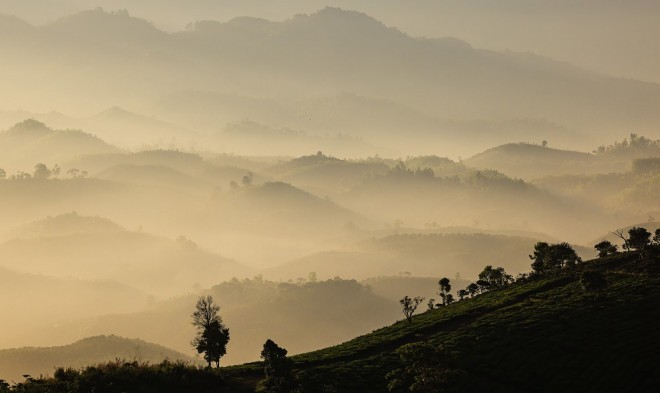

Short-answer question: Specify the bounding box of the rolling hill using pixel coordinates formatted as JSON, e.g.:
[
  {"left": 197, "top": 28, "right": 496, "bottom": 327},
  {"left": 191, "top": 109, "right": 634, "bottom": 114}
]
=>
[
  {"left": 0, "top": 336, "right": 196, "bottom": 383},
  {"left": 210, "top": 181, "right": 370, "bottom": 236},
  {"left": 465, "top": 137, "right": 660, "bottom": 180},
  {"left": 464, "top": 143, "right": 594, "bottom": 179},
  {"left": 18, "top": 277, "right": 400, "bottom": 367},
  {"left": 337, "top": 166, "right": 611, "bottom": 243},
  {"left": 7, "top": 249, "right": 659, "bottom": 392},
  {"left": 269, "top": 251, "right": 660, "bottom": 392},
  {"left": 0, "top": 120, "right": 121, "bottom": 172},
  {"left": 0, "top": 266, "right": 149, "bottom": 349},
  {"left": 85, "top": 106, "right": 201, "bottom": 149},
  {"left": 264, "top": 232, "right": 581, "bottom": 281},
  {"left": 0, "top": 213, "right": 251, "bottom": 296},
  {"left": 262, "top": 152, "right": 389, "bottom": 195}
]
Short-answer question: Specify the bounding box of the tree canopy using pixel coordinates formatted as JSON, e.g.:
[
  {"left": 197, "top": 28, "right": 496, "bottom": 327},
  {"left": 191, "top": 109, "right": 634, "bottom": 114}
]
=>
[
  {"left": 191, "top": 296, "right": 230, "bottom": 368},
  {"left": 258, "top": 339, "right": 296, "bottom": 393}
]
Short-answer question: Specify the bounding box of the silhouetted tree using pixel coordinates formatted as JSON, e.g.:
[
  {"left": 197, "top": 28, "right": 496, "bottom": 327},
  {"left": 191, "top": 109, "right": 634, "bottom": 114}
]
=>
[
  {"left": 612, "top": 230, "right": 630, "bottom": 251},
  {"left": 0, "top": 380, "right": 9, "bottom": 393},
  {"left": 580, "top": 271, "right": 607, "bottom": 297},
  {"left": 529, "top": 242, "right": 550, "bottom": 274},
  {"left": 457, "top": 290, "right": 468, "bottom": 301},
  {"left": 242, "top": 172, "right": 254, "bottom": 187},
  {"left": 530, "top": 242, "right": 581, "bottom": 274},
  {"left": 438, "top": 277, "right": 451, "bottom": 306},
  {"left": 477, "top": 265, "right": 512, "bottom": 289},
  {"left": 400, "top": 296, "right": 425, "bottom": 323},
  {"left": 476, "top": 279, "right": 491, "bottom": 293},
  {"left": 628, "top": 227, "right": 651, "bottom": 259},
  {"left": 33, "top": 163, "right": 51, "bottom": 179},
  {"left": 66, "top": 168, "right": 88, "bottom": 179},
  {"left": 594, "top": 240, "right": 618, "bottom": 258},
  {"left": 466, "top": 283, "right": 479, "bottom": 297},
  {"left": 196, "top": 320, "right": 229, "bottom": 368},
  {"left": 386, "top": 343, "right": 465, "bottom": 393},
  {"left": 654, "top": 229, "right": 660, "bottom": 245},
  {"left": 427, "top": 298, "right": 436, "bottom": 311},
  {"left": 258, "top": 339, "right": 296, "bottom": 393},
  {"left": 191, "top": 296, "right": 230, "bottom": 368}
]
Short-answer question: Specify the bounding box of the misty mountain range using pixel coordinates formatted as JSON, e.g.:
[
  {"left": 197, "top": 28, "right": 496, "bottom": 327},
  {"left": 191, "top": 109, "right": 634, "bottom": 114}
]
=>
[
  {"left": 1, "top": 7, "right": 659, "bottom": 158},
  {"left": 1, "top": 3, "right": 659, "bottom": 387}
]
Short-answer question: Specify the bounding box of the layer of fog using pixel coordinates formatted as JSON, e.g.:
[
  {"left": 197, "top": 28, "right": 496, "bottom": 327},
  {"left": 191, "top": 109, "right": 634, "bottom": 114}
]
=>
[
  {"left": 1, "top": 7, "right": 660, "bottom": 160},
  {"left": 1, "top": 1, "right": 659, "bottom": 377}
]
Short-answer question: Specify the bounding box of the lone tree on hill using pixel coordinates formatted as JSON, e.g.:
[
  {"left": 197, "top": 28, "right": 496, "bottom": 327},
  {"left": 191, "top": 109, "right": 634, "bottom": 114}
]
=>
[
  {"left": 438, "top": 277, "right": 452, "bottom": 306},
  {"left": 258, "top": 339, "right": 296, "bottom": 393},
  {"left": 400, "top": 295, "right": 425, "bottom": 323},
  {"left": 594, "top": 240, "right": 618, "bottom": 258},
  {"left": 191, "top": 296, "right": 230, "bottom": 368}
]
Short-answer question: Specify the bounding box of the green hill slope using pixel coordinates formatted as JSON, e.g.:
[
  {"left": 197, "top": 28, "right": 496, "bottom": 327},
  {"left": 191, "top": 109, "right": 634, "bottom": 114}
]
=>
[
  {"left": 273, "top": 253, "right": 660, "bottom": 392},
  {"left": 5, "top": 252, "right": 658, "bottom": 392}
]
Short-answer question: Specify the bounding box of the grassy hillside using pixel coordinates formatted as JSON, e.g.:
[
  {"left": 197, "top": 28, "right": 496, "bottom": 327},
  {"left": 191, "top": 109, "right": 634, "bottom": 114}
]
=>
[
  {"left": 7, "top": 250, "right": 658, "bottom": 392},
  {"left": 275, "top": 252, "right": 660, "bottom": 392}
]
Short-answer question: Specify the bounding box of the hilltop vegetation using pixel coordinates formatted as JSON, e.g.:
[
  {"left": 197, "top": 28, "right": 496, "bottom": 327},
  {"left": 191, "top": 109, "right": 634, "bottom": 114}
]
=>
[
  {"left": 0, "top": 120, "right": 120, "bottom": 172},
  {"left": 4, "top": 240, "right": 658, "bottom": 392},
  {"left": 533, "top": 156, "right": 660, "bottom": 213},
  {"left": 0, "top": 336, "right": 196, "bottom": 383},
  {"left": 465, "top": 134, "right": 660, "bottom": 180},
  {"left": 266, "top": 232, "right": 563, "bottom": 281}
]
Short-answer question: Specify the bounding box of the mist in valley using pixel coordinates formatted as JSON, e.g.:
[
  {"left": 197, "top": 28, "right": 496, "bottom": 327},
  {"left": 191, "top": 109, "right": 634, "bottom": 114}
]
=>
[{"left": 1, "top": 1, "right": 659, "bottom": 386}]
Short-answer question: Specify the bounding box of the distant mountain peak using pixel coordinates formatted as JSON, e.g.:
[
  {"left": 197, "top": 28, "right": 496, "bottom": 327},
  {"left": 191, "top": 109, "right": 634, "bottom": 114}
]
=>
[
  {"left": 288, "top": 7, "right": 405, "bottom": 40},
  {"left": 95, "top": 106, "right": 141, "bottom": 119},
  {"left": 46, "top": 7, "right": 165, "bottom": 40},
  {"left": 3, "top": 119, "right": 52, "bottom": 136}
]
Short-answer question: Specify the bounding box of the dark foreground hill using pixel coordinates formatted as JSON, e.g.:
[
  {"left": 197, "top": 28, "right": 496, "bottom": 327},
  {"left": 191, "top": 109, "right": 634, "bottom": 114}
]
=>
[{"left": 5, "top": 252, "right": 659, "bottom": 392}]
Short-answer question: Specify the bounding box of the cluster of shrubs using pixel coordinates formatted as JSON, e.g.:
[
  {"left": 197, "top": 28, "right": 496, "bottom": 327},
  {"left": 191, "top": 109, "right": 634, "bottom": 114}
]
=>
[
  {"left": 401, "top": 226, "right": 660, "bottom": 322},
  {"left": 0, "top": 361, "right": 228, "bottom": 393}
]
